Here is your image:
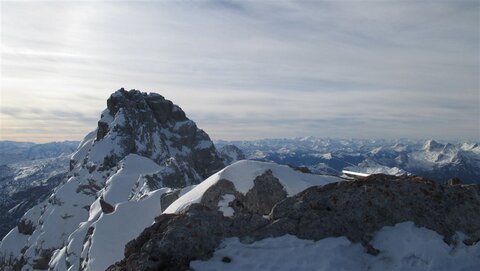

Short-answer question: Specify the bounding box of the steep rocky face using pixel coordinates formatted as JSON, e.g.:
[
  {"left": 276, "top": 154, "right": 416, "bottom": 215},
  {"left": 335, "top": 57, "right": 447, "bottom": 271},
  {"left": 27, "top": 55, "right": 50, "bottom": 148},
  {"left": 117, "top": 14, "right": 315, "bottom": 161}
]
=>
[
  {"left": 107, "top": 175, "right": 480, "bottom": 271},
  {"left": 218, "top": 144, "right": 245, "bottom": 165},
  {"left": 0, "top": 89, "right": 224, "bottom": 271},
  {"left": 71, "top": 88, "right": 224, "bottom": 180}
]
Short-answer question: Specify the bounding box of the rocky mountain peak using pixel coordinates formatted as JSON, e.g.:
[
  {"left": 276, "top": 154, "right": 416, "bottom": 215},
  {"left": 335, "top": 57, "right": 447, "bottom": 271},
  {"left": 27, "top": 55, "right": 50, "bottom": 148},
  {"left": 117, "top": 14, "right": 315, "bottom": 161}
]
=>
[
  {"left": 0, "top": 89, "right": 225, "bottom": 271},
  {"left": 72, "top": 88, "right": 224, "bottom": 180},
  {"left": 106, "top": 89, "right": 187, "bottom": 125}
]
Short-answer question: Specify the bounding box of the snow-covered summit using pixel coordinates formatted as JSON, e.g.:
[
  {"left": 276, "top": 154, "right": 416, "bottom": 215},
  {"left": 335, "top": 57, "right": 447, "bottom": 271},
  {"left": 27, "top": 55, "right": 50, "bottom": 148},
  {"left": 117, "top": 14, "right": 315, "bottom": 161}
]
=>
[
  {"left": 422, "top": 139, "right": 444, "bottom": 152},
  {"left": 70, "top": 88, "right": 224, "bottom": 180}
]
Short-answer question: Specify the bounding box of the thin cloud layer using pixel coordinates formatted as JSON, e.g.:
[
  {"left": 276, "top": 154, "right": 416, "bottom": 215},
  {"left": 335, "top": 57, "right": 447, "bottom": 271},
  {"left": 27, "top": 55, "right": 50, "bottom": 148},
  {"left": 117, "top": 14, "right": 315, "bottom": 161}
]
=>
[{"left": 1, "top": 1, "right": 478, "bottom": 142}]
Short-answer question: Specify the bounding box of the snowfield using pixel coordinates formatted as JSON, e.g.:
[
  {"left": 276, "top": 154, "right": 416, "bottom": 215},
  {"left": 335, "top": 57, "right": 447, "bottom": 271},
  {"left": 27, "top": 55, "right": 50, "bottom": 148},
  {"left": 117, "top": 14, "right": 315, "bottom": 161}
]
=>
[
  {"left": 75, "top": 188, "right": 170, "bottom": 271},
  {"left": 191, "top": 222, "right": 480, "bottom": 271}
]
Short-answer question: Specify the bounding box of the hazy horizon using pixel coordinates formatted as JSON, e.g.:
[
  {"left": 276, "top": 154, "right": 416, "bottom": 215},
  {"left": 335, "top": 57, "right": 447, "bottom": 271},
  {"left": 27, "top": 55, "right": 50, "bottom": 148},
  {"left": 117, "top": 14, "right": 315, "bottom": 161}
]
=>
[
  {"left": 0, "top": 133, "right": 478, "bottom": 145},
  {"left": 1, "top": 1, "right": 479, "bottom": 143}
]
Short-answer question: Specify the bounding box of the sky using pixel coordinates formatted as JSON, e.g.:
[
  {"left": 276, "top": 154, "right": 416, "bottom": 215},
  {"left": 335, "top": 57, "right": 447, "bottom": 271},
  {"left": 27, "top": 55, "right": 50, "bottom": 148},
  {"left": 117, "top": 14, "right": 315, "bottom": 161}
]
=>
[{"left": 1, "top": 0, "right": 479, "bottom": 143}]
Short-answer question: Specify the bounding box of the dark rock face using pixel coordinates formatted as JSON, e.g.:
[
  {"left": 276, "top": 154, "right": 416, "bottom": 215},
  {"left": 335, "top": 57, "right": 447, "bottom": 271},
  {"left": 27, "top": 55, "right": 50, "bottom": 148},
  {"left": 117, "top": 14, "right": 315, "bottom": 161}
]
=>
[
  {"left": 218, "top": 145, "right": 246, "bottom": 165},
  {"left": 17, "top": 219, "right": 35, "bottom": 235},
  {"left": 255, "top": 174, "right": 480, "bottom": 246},
  {"left": 107, "top": 175, "right": 480, "bottom": 271},
  {"left": 288, "top": 165, "right": 312, "bottom": 174},
  {"left": 32, "top": 249, "right": 54, "bottom": 270},
  {"left": 160, "top": 190, "right": 181, "bottom": 212},
  {"left": 99, "top": 197, "right": 115, "bottom": 214},
  {"left": 198, "top": 170, "right": 287, "bottom": 216},
  {"left": 155, "top": 158, "right": 202, "bottom": 189},
  {"left": 244, "top": 170, "right": 287, "bottom": 215},
  {"left": 96, "top": 121, "right": 109, "bottom": 141},
  {"left": 76, "top": 179, "right": 102, "bottom": 196}
]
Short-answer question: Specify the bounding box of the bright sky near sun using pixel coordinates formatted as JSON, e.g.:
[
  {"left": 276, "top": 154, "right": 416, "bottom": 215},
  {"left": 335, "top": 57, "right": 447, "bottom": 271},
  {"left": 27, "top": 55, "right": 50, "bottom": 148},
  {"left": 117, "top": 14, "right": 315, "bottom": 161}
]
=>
[{"left": 1, "top": 0, "right": 479, "bottom": 143}]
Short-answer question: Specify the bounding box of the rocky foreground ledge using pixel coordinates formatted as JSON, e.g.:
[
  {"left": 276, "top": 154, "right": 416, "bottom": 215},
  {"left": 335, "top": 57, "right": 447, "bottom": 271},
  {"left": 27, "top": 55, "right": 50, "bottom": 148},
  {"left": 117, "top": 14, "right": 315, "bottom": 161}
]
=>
[{"left": 107, "top": 174, "right": 480, "bottom": 271}]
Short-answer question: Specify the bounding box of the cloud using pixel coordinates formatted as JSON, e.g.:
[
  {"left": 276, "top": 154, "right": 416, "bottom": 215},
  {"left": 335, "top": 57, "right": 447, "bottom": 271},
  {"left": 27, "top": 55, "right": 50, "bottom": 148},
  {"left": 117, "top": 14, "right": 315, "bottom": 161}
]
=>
[{"left": 0, "top": 0, "right": 478, "bottom": 142}]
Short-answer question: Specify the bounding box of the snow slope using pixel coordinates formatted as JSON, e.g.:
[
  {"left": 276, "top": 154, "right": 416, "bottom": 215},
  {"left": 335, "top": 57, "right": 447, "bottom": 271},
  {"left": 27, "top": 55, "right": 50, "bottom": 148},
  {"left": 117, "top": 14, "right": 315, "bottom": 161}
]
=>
[
  {"left": 50, "top": 185, "right": 171, "bottom": 271},
  {"left": 191, "top": 222, "right": 480, "bottom": 271},
  {"left": 343, "top": 159, "right": 408, "bottom": 177}
]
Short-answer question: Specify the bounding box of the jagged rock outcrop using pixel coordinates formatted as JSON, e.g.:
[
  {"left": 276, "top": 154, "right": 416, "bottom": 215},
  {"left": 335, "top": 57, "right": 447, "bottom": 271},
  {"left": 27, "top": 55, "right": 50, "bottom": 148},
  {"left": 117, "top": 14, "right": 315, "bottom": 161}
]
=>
[
  {"left": 243, "top": 170, "right": 287, "bottom": 214},
  {"left": 0, "top": 89, "right": 225, "bottom": 271},
  {"left": 253, "top": 174, "right": 480, "bottom": 248},
  {"left": 108, "top": 174, "right": 480, "bottom": 271}
]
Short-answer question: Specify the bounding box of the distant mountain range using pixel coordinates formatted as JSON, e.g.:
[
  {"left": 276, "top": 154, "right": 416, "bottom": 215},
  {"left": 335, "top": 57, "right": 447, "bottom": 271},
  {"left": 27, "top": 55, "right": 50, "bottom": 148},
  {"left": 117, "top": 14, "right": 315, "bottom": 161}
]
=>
[
  {"left": 0, "top": 141, "right": 79, "bottom": 165},
  {"left": 0, "top": 141, "right": 79, "bottom": 239},
  {"left": 216, "top": 138, "right": 480, "bottom": 183}
]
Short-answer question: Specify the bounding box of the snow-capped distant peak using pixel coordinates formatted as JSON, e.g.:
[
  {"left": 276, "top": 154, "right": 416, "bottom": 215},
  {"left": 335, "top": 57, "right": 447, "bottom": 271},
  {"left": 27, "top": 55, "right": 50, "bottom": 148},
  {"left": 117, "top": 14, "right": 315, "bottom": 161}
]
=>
[{"left": 423, "top": 140, "right": 444, "bottom": 152}]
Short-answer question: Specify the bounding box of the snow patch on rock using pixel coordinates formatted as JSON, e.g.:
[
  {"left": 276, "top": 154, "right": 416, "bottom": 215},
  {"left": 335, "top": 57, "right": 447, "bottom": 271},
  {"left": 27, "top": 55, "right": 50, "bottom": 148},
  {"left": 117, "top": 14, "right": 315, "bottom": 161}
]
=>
[{"left": 218, "top": 194, "right": 235, "bottom": 217}]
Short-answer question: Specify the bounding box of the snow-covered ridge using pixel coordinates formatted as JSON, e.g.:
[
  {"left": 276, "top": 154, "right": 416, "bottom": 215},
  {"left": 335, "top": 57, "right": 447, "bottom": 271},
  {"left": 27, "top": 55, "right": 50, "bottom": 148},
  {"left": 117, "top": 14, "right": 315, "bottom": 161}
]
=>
[{"left": 164, "top": 160, "right": 341, "bottom": 214}]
